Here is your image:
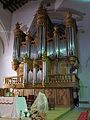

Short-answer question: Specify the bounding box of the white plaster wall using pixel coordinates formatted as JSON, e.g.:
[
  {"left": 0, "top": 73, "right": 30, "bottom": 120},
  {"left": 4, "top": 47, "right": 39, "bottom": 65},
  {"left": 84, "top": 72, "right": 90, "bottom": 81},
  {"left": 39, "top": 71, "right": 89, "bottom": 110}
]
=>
[
  {"left": 0, "top": 3, "right": 13, "bottom": 87},
  {"left": 55, "top": 0, "right": 64, "bottom": 10},
  {"left": 0, "top": 3, "right": 12, "bottom": 45},
  {"left": 78, "top": 9, "right": 90, "bottom": 107}
]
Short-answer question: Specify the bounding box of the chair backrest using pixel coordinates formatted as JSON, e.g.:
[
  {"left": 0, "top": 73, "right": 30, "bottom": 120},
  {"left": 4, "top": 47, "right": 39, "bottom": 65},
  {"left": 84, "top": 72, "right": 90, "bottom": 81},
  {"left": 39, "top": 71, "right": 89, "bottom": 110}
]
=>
[
  {"left": 28, "top": 95, "right": 35, "bottom": 101},
  {"left": 78, "top": 111, "right": 88, "bottom": 120}
]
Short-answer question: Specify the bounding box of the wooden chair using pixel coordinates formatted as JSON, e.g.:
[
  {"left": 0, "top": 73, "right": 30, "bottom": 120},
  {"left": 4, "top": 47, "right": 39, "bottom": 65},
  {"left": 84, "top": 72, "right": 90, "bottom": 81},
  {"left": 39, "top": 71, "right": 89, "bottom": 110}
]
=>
[{"left": 27, "top": 95, "right": 35, "bottom": 109}]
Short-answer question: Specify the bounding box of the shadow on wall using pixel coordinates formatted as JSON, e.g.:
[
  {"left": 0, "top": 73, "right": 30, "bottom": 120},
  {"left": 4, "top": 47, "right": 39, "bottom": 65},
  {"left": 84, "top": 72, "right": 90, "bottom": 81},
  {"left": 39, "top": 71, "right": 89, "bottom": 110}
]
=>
[
  {"left": 0, "top": 19, "right": 9, "bottom": 54},
  {"left": 0, "top": 36, "right": 4, "bottom": 55}
]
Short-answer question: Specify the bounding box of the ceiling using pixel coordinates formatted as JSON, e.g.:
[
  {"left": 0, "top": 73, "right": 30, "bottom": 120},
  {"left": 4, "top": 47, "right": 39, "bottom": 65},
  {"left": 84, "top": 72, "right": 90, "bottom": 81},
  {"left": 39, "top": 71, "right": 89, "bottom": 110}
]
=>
[
  {"left": 0, "top": 0, "right": 56, "bottom": 13},
  {"left": 0, "top": 0, "right": 90, "bottom": 33},
  {"left": 0, "top": 0, "right": 31, "bottom": 12},
  {"left": 0, "top": 0, "right": 89, "bottom": 16}
]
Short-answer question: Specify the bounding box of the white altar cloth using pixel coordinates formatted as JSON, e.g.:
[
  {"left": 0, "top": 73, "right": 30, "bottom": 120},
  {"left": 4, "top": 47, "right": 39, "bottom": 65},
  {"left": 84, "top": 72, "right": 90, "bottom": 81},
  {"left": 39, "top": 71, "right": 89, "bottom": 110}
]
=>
[{"left": 0, "top": 96, "right": 27, "bottom": 118}]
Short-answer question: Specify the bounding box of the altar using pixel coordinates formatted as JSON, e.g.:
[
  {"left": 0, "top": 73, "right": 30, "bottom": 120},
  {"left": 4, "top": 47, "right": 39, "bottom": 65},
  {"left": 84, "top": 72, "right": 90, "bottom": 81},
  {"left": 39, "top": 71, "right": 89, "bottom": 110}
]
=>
[{"left": 0, "top": 96, "right": 27, "bottom": 118}]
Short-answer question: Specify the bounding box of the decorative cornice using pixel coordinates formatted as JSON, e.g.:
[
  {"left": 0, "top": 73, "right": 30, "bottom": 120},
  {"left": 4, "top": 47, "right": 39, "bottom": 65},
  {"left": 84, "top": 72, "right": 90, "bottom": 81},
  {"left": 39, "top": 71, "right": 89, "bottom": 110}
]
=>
[
  {"left": 48, "top": 8, "right": 85, "bottom": 22},
  {"left": 61, "top": 8, "right": 85, "bottom": 21}
]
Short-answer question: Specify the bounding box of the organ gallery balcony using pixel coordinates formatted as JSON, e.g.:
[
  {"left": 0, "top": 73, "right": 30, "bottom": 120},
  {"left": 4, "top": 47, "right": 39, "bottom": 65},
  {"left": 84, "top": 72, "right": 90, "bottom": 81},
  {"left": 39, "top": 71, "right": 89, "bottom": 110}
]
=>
[
  {"left": 3, "top": 74, "right": 79, "bottom": 89},
  {"left": 48, "top": 74, "right": 79, "bottom": 88}
]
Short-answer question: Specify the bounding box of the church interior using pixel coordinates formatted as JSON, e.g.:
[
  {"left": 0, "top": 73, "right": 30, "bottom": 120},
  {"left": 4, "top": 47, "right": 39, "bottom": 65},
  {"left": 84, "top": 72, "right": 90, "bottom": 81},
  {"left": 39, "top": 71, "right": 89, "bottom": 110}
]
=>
[{"left": 0, "top": 0, "right": 90, "bottom": 119}]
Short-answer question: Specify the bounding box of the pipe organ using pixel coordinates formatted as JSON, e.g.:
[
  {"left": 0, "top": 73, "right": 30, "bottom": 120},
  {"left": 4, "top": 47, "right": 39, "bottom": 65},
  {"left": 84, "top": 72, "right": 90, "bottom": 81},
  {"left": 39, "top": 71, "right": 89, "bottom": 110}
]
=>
[{"left": 4, "top": 5, "right": 80, "bottom": 106}]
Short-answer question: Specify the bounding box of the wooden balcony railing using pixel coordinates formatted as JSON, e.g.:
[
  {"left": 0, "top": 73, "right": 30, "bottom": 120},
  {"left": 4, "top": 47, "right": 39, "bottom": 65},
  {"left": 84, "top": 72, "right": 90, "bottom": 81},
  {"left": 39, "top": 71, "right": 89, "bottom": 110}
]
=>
[
  {"left": 48, "top": 74, "right": 79, "bottom": 83},
  {"left": 3, "top": 75, "right": 24, "bottom": 88},
  {"left": 48, "top": 74, "right": 79, "bottom": 88},
  {"left": 3, "top": 74, "right": 79, "bottom": 89}
]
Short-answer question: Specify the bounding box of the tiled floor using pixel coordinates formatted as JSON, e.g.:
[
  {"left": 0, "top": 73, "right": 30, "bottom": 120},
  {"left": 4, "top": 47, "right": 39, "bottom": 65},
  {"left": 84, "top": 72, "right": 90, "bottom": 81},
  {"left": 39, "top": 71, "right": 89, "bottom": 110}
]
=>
[
  {"left": 59, "top": 107, "right": 89, "bottom": 120},
  {"left": 0, "top": 107, "right": 70, "bottom": 120},
  {"left": 0, "top": 107, "right": 89, "bottom": 120}
]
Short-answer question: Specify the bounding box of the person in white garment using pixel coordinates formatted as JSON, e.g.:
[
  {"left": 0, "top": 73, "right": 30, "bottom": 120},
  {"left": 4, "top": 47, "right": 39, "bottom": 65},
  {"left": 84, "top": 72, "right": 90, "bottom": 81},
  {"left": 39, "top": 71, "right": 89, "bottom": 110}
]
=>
[{"left": 31, "top": 91, "right": 48, "bottom": 112}]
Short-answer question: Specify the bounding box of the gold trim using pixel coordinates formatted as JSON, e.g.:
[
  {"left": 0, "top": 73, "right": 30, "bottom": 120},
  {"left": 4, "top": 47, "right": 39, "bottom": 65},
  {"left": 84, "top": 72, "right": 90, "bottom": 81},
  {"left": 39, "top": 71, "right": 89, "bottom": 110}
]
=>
[
  {"left": 12, "top": 59, "right": 20, "bottom": 71},
  {"left": 36, "top": 5, "right": 48, "bottom": 26},
  {"left": 14, "top": 22, "right": 22, "bottom": 38},
  {"left": 33, "top": 60, "right": 38, "bottom": 68},
  {"left": 25, "top": 32, "right": 33, "bottom": 43},
  {"left": 64, "top": 11, "right": 74, "bottom": 27},
  {"left": 42, "top": 51, "right": 47, "bottom": 61},
  {"left": 53, "top": 26, "right": 60, "bottom": 36}
]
